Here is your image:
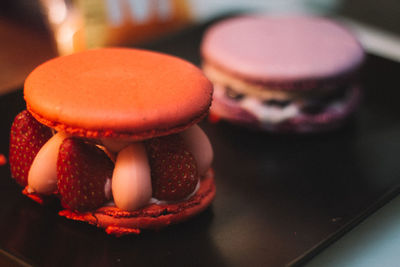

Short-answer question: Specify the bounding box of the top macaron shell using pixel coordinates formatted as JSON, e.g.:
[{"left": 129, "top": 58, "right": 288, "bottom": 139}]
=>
[
  {"left": 25, "top": 48, "right": 213, "bottom": 139},
  {"left": 201, "top": 15, "right": 364, "bottom": 86}
]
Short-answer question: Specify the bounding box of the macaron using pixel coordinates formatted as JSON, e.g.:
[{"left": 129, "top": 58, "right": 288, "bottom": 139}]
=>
[
  {"left": 201, "top": 15, "right": 365, "bottom": 132},
  {"left": 9, "top": 48, "right": 215, "bottom": 235}
]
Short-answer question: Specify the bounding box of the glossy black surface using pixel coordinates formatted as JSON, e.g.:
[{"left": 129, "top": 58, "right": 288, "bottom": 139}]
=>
[{"left": 1, "top": 18, "right": 400, "bottom": 267}]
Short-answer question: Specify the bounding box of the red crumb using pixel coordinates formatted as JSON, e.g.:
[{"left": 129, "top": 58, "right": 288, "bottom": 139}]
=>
[
  {"left": 105, "top": 226, "right": 141, "bottom": 236},
  {"left": 0, "top": 154, "right": 6, "bottom": 166},
  {"left": 22, "top": 187, "right": 45, "bottom": 205},
  {"left": 208, "top": 113, "right": 221, "bottom": 123}
]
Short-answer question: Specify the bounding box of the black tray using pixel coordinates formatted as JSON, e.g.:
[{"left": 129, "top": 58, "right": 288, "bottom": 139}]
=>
[{"left": 1, "top": 17, "right": 400, "bottom": 267}]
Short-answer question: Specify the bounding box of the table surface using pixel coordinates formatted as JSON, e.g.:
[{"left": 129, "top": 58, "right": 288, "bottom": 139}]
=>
[
  {"left": 1, "top": 16, "right": 400, "bottom": 267},
  {"left": 307, "top": 195, "right": 400, "bottom": 267}
]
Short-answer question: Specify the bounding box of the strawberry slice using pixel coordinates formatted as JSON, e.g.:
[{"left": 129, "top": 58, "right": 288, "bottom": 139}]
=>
[
  {"left": 9, "top": 110, "right": 53, "bottom": 186},
  {"left": 57, "top": 138, "right": 114, "bottom": 212},
  {"left": 145, "top": 134, "right": 199, "bottom": 201}
]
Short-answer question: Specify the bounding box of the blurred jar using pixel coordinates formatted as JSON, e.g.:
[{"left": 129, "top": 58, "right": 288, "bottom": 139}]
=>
[{"left": 39, "top": 0, "right": 191, "bottom": 55}]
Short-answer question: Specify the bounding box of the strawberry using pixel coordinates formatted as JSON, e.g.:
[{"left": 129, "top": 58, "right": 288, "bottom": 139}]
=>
[
  {"left": 57, "top": 137, "right": 114, "bottom": 212},
  {"left": 145, "top": 134, "right": 199, "bottom": 201},
  {"left": 9, "top": 110, "right": 53, "bottom": 186}
]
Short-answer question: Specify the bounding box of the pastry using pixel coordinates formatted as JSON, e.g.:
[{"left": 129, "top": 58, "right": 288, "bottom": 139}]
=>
[
  {"left": 201, "top": 15, "right": 365, "bottom": 132},
  {"left": 9, "top": 48, "right": 215, "bottom": 235}
]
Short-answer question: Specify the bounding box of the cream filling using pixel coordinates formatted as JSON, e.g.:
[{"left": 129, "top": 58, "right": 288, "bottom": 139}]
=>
[
  {"left": 240, "top": 97, "right": 300, "bottom": 124},
  {"left": 212, "top": 78, "right": 352, "bottom": 124},
  {"left": 242, "top": 96, "right": 350, "bottom": 124},
  {"left": 27, "top": 132, "right": 69, "bottom": 194},
  {"left": 27, "top": 124, "right": 213, "bottom": 211},
  {"left": 111, "top": 143, "right": 152, "bottom": 211}
]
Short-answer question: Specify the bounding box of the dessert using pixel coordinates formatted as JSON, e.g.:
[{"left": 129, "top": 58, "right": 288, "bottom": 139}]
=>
[
  {"left": 201, "top": 15, "right": 365, "bottom": 132},
  {"left": 9, "top": 48, "right": 215, "bottom": 235}
]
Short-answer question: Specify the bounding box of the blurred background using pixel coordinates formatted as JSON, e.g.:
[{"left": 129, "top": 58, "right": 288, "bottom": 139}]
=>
[
  {"left": 0, "top": 2, "right": 400, "bottom": 266},
  {"left": 0, "top": 0, "right": 399, "bottom": 94}
]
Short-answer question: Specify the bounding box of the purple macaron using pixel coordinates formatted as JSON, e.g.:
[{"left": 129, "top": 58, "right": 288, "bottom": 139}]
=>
[{"left": 201, "top": 15, "right": 365, "bottom": 132}]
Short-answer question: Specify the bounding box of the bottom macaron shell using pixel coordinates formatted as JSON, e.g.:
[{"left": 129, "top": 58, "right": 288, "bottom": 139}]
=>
[
  {"left": 210, "top": 86, "right": 361, "bottom": 133},
  {"left": 58, "top": 169, "right": 216, "bottom": 236}
]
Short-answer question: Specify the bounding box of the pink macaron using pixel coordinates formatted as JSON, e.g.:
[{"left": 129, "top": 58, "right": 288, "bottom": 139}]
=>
[{"left": 201, "top": 15, "right": 365, "bottom": 132}]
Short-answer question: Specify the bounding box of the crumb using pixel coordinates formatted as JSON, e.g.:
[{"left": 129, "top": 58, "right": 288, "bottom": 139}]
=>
[
  {"left": 208, "top": 113, "right": 221, "bottom": 123},
  {"left": 0, "top": 154, "right": 6, "bottom": 166},
  {"left": 331, "top": 217, "right": 342, "bottom": 223}
]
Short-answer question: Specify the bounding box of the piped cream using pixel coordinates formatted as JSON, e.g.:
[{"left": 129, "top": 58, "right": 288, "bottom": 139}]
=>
[
  {"left": 28, "top": 132, "right": 68, "bottom": 194},
  {"left": 181, "top": 125, "right": 213, "bottom": 176},
  {"left": 111, "top": 143, "right": 152, "bottom": 211}
]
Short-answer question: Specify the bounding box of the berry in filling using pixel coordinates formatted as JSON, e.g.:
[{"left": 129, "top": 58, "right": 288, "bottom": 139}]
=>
[
  {"left": 262, "top": 99, "right": 292, "bottom": 108},
  {"left": 300, "top": 85, "right": 349, "bottom": 115},
  {"left": 218, "top": 83, "right": 353, "bottom": 119},
  {"left": 9, "top": 110, "right": 213, "bottom": 213},
  {"left": 225, "top": 86, "right": 245, "bottom": 100},
  {"left": 57, "top": 138, "right": 113, "bottom": 212}
]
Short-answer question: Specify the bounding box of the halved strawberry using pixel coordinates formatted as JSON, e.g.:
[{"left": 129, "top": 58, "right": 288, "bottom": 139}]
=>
[
  {"left": 9, "top": 110, "right": 53, "bottom": 186},
  {"left": 57, "top": 138, "right": 114, "bottom": 212},
  {"left": 145, "top": 134, "right": 199, "bottom": 201}
]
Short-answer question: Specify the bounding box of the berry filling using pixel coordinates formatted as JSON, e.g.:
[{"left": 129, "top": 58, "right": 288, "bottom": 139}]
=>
[
  {"left": 300, "top": 85, "right": 348, "bottom": 115},
  {"left": 215, "top": 83, "right": 355, "bottom": 124},
  {"left": 262, "top": 99, "right": 292, "bottom": 108},
  {"left": 225, "top": 86, "right": 245, "bottom": 100},
  {"left": 9, "top": 110, "right": 213, "bottom": 213}
]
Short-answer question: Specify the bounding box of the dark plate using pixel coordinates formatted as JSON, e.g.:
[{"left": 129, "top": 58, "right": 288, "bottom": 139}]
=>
[{"left": 1, "top": 17, "right": 400, "bottom": 267}]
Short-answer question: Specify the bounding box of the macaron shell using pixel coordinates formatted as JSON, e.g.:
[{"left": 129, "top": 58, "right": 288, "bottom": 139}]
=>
[
  {"left": 58, "top": 169, "right": 216, "bottom": 235},
  {"left": 25, "top": 48, "right": 213, "bottom": 139},
  {"left": 201, "top": 15, "right": 364, "bottom": 86}
]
